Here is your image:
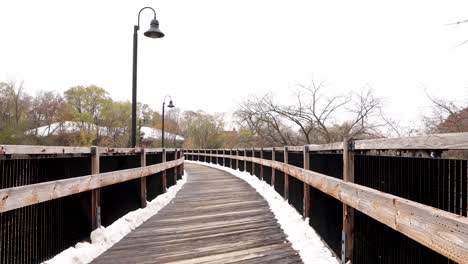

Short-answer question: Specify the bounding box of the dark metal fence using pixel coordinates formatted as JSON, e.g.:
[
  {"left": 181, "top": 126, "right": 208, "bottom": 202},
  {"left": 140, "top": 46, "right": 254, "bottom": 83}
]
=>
[
  {"left": 353, "top": 155, "right": 466, "bottom": 264},
  {"left": 0, "top": 147, "right": 183, "bottom": 264}
]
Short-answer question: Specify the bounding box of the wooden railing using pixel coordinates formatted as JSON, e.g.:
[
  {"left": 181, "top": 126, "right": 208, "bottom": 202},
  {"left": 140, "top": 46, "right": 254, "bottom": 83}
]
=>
[
  {"left": 0, "top": 146, "right": 184, "bottom": 264},
  {"left": 185, "top": 133, "right": 468, "bottom": 264}
]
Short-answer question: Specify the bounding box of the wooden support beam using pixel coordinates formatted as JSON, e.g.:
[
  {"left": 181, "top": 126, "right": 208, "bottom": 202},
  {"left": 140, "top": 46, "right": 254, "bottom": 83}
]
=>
[
  {"left": 173, "top": 149, "right": 178, "bottom": 183},
  {"left": 140, "top": 148, "right": 147, "bottom": 208},
  {"left": 259, "top": 148, "right": 264, "bottom": 180},
  {"left": 342, "top": 139, "right": 355, "bottom": 264},
  {"left": 181, "top": 149, "right": 184, "bottom": 176},
  {"left": 222, "top": 149, "right": 226, "bottom": 166},
  {"left": 271, "top": 148, "right": 276, "bottom": 187},
  {"left": 284, "top": 146, "right": 289, "bottom": 200},
  {"left": 303, "top": 145, "right": 310, "bottom": 219},
  {"left": 236, "top": 149, "right": 239, "bottom": 169},
  {"left": 162, "top": 149, "right": 167, "bottom": 193},
  {"left": 251, "top": 148, "right": 255, "bottom": 175},
  {"left": 91, "top": 146, "right": 100, "bottom": 230},
  {"left": 244, "top": 149, "right": 247, "bottom": 171}
]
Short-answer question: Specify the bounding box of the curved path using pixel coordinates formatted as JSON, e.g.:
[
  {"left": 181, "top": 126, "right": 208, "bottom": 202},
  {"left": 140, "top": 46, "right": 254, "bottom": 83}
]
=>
[{"left": 92, "top": 163, "right": 302, "bottom": 264}]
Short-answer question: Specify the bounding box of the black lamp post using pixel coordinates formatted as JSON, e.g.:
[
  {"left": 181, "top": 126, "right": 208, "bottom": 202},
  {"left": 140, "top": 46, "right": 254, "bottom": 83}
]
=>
[
  {"left": 131, "top": 7, "right": 164, "bottom": 147},
  {"left": 161, "top": 95, "right": 174, "bottom": 147}
]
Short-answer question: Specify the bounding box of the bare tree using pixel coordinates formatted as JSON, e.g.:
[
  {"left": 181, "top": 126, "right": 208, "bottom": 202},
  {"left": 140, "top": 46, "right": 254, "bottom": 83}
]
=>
[
  {"left": 235, "top": 94, "right": 297, "bottom": 146},
  {"left": 423, "top": 90, "right": 468, "bottom": 133},
  {"left": 235, "top": 81, "right": 386, "bottom": 146}
]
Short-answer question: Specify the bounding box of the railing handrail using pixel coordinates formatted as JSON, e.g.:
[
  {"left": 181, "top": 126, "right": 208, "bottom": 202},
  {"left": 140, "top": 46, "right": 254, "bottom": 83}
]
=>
[
  {"left": 188, "top": 151, "right": 468, "bottom": 263},
  {"left": 0, "top": 145, "right": 181, "bottom": 155},
  {"left": 184, "top": 132, "right": 468, "bottom": 152},
  {"left": 0, "top": 157, "right": 184, "bottom": 213}
]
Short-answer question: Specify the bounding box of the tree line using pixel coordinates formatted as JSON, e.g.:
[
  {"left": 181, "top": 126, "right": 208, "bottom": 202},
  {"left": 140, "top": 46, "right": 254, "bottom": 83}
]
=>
[{"left": 0, "top": 80, "right": 466, "bottom": 148}]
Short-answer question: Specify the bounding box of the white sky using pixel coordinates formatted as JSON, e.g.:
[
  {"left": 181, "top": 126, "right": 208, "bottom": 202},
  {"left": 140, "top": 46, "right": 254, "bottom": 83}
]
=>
[{"left": 1, "top": 0, "right": 467, "bottom": 129}]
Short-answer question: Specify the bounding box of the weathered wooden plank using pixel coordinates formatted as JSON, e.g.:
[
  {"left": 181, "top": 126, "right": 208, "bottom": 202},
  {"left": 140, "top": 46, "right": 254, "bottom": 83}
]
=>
[
  {"left": 286, "top": 146, "right": 304, "bottom": 152},
  {"left": 306, "top": 142, "right": 343, "bottom": 152},
  {"left": 0, "top": 158, "right": 183, "bottom": 213},
  {"left": 354, "top": 132, "right": 468, "bottom": 150},
  {"left": 0, "top": 145, "right": 179, "bottom": 155},
  {"left": 0, "top": 145, "right": 91, "bottom": 155},
  {"left": 304, "top": 133, "right": 468, "bottom": 151}
]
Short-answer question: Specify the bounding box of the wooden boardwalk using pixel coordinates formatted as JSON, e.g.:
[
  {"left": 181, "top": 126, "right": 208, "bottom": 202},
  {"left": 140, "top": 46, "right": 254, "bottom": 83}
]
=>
[{"left": 92, "top": 163, "right": 302, "bottom": 264}]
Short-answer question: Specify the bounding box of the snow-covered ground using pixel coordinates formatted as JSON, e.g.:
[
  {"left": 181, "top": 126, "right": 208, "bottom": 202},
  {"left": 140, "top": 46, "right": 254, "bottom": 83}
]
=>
[
  {"left": 186, "top": 160, "right": 339, "bottom": 264},
  {"left": 43, "top": 172, "right": 188, "bottom": 264}
]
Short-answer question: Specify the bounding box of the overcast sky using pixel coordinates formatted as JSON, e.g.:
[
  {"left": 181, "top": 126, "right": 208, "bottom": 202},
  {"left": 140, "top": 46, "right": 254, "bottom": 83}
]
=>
[{"left": 0, "top": 0, "right": 467, "bottom": 129}]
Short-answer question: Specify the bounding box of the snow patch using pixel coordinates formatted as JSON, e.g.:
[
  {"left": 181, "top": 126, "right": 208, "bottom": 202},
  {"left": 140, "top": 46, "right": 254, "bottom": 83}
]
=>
[
  {"left": 43, "top": 172, "right": 188, "bottom": 264},
  {"left": 186, "top": 160, "right": 339, "bottom": 264}
]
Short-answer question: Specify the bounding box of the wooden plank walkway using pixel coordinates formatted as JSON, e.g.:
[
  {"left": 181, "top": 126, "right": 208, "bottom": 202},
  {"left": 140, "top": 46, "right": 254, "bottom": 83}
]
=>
[{"left": 92, "top": 163, "right": 302, "bottom": 264}]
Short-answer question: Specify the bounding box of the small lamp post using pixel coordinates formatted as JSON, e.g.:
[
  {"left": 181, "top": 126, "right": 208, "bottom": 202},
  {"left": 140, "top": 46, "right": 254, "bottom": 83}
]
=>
[
  {"left": 131, "top": 7, "right": 164, "bottom": 147},
  {"left": 161, "top": 95, "right": 174, "bottom": 147}
]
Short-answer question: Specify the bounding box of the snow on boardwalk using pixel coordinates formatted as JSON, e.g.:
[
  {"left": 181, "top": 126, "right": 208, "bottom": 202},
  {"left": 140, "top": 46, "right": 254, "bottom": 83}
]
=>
[{"left": 92, "top": 163, "right": 304, "bottom": 263}]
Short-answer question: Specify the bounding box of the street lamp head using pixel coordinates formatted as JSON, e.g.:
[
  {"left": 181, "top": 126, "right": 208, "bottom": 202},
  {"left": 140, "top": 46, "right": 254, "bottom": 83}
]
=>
[
  {"left": 144, "top": 18, "right": 165, "bottom": 38},
  {"left": 168, "top": 100, "right": 175, "bottom": 108}
]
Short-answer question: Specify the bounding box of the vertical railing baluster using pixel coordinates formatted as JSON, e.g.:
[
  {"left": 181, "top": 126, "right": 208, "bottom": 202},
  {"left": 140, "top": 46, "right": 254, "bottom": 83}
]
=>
[
  {"left": 260, "top": 148, "right": 264, "bottom": 181},
  {"left": 284, "top": 146, "right": 289, "bottom": 200},
  {"left": 244, "top": 149, "right": 247, "bottom": 172},
  {"left": 251, "top": 148, "right": 255, "bottom": 175},
  {"left": 91, "top": 146, "right": 101, "bottom": 230},
  {"left": 173, "top": 149, "right": 178, "bottom": 183},
  {"left": 162, "top": 148, "right": 167, "bottom": 193},
  {"left": 271, "top": 148, "right": 276, "bottom": 187},
  {"left": 236, "top": 149, "right": 239, "bottom": 170},
  {"left": 342, "top": 138, "right": 355, "bottom": 264},
  {"left": 303, "top": 145, "right": 310, "bottom": 219},
  {"left": 140, "top": 148, "right": 147, "bottom": 208},
  {"left": 223, "top": 149, "right": 226, "bottom": 166}
]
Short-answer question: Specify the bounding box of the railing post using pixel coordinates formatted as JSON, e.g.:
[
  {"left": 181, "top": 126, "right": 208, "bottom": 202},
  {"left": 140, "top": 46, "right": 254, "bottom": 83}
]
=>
[
  {"left": 209, "top": 149, "right": 212, "bottom": 163},
  {"left": 181, "top": 149, "right": 184, "bottom": 176},
  {"left": 173, "top": 149, "right": 178, "bottom": 183},
  {"left": 91, "top": 146, "right": 101, "bottom": 230},
  {"left": 236, "top": 149, "right": 239, "bottom": 170},
  {"left": 284, "top": 146, "right": 289, "bottom": 200},
  {"left": 271, "top": 147, "right": 276, "bottom": 187},
  {"left": 223, "top": 149, "right": 226, "bottom": 166},
  {"left": 259, "top": 148, "right": 264, "bottom": 180},
  {"left": 251, "top": 148, "right": 255, "bottom": 175},
  {"left": 162, "top": 148, "right": 167, "bottom": 193},
  {"left": 140, "top": 148, "right": 147, "bottom": 208},
  {"left": 342, "top": 138, "right": 355, "bottom": 264},
  {"left": 244, "top": 148, "right": 248, "bottom": 171},
  {"left": 303, "top": 145, "right": 310, "bottom": 219}
]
